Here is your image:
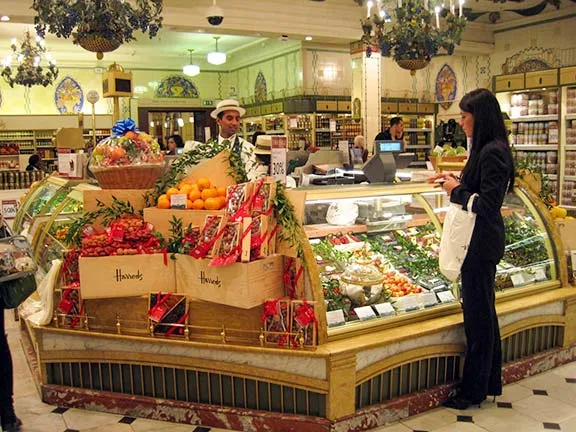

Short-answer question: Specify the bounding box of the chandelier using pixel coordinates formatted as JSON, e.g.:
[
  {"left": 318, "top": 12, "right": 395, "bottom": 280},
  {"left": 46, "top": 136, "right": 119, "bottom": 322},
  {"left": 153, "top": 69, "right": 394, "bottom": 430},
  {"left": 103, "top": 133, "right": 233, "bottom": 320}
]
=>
[
  {"left": 31, "top": 0, "right": 163, "bottom": 60},
  {"left": 1, "top": 30, "right": 58, "bottom": 88},
  {"left": 358, "top": 0, "right": 467, "bottom": 74}
]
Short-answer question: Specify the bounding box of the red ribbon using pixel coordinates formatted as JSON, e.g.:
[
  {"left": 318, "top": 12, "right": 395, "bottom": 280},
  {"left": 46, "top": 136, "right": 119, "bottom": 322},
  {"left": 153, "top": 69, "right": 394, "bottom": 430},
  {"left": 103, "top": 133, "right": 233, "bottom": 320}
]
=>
[
  {"left": 209, "top": 220, "right": 254, "bottom": 267},
  {"left": 261, "top": 299, "right": 280, "bottom": 324},
  {"left": 294, "top": 301, "right": 317, "bottom": 328},
  {"left": 268, "top": 224, "right": 279, "bottom": 247},
  {"left": 164, "top": 312, "right": 189, "bottom": 337},
  {"left": 190, "top": 216, "right": 226, "bottom": 259}
]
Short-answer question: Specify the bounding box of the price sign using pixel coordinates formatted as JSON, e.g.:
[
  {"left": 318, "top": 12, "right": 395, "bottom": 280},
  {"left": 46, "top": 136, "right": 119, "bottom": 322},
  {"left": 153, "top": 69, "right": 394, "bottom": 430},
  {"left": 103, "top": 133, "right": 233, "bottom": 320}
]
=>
[
  {"left": 1, "top": 200, "right": 17, "bottom": 220},
  {"left": 329, "top": 119, "right": 337, "bottom": 132},
  {"left": 326, "top": 309, "right": 346, "bottom": 327},
  {"left": 355, "top": 305, "right": 377, "bottom": 321},
  {"left": 170, "top": 194, "right": 187, "bottom": 209},
  {"left": 374, "top": 302, "right": 395, "bottom": 317},
  {"left": 271, "top": 135, "right": 287, "bottom": 184},
  {"left": 289, "top": 117, "right": 298, "bottom": 128},
  {"left": 437, "top": 290, "right": 456, "bottom": 304}
]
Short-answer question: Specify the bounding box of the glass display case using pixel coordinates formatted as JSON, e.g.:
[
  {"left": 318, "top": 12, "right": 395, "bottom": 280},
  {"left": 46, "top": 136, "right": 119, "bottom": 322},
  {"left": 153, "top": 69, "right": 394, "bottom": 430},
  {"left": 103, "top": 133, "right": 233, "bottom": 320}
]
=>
[
  {"left": 26, "top": 182, "right": 100, "bottom": 273},
  {"left": 302, "top": 182, "right": 560, "bottom": 337},
  {"left": 13, "top": 176, "right": 72, "bottom": 234}
]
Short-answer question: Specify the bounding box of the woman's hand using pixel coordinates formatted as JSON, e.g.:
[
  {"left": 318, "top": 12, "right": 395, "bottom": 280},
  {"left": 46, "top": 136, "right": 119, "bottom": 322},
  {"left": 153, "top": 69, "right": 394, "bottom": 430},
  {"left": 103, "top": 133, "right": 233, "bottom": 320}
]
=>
[
  {"left": 426, "top": 173, "right": 460, "bottom": 195},
  {"left": 441, "top": 176, "right": 460, "bottom": 195}
]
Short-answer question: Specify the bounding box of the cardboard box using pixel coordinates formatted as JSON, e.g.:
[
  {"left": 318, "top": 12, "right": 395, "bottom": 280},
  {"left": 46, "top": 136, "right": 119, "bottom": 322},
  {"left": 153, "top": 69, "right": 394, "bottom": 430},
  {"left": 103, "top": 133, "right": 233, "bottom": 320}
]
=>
[
  {"left": 556, "top": 219, "right": 576, "bottom": 250},
  {"left": 79, "top": 254, "right": 175, "bottom": 299},
  {"left": 182, "top": 151, "right": 237, "bottom": 189},
  {"left": 55, "top": 127, "right": 84, "bottom": 150},
  {"left": 175, "top": 254, "right": 284, "bottom": 309}
]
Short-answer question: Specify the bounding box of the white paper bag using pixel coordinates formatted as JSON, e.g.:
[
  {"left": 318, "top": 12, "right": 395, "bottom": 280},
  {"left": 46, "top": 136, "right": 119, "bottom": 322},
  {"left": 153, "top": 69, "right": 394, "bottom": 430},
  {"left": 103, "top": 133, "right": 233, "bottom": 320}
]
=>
[{"left": 439, "top": 194, "right": 478, "bottom": 281}]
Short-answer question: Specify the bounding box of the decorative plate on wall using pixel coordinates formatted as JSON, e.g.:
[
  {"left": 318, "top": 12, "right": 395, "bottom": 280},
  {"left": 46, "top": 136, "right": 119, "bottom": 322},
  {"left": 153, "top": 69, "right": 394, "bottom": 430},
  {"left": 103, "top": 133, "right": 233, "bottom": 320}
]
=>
[
  {"left": 435, "top": 64, "right": 457, "bottom": 111},
  {"left": 55, "top": 77, "right": 84, "bottom": 114},
  {"left": 155, "top": 75, "right": 199, "bottom": 98},
  {"left": 254, "top": 72, "right": 268, "bottom": 103}
]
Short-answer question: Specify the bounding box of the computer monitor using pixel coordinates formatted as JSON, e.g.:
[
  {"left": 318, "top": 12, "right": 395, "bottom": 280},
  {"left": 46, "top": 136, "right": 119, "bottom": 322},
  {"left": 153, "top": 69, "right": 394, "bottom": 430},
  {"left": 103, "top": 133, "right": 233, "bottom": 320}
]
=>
[{"left": 374, "top": 140, "right": 403, "bottom": 154}]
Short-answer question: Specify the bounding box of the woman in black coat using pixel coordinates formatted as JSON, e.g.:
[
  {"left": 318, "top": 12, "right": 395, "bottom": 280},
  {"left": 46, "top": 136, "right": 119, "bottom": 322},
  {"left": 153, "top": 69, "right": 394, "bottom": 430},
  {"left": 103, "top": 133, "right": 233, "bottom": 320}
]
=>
[
  {"left": 1, "top": 305, "right": 22, "bottom": 431},
  {"left": 428, "top": 88, "right": 515, "bottom": 409}
]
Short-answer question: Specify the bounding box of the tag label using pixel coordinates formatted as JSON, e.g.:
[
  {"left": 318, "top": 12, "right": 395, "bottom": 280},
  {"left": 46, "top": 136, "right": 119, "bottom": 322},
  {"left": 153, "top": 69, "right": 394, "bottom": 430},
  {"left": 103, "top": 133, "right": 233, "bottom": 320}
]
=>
[
  {"left": 170, "top": 194, "right": 187, "bottom": 209},
  {"left": 374, "top": 302, "right": 395, "bottom": 316},
  {"left": 355, "top": 305, "right": 377, "bottom": 321},
  {"left": 511, "top": 272, "right": 526, "bottom": 287},
  {"left": 420, "top": 292, "right": 438, "bottom": 308},
  {"left": 1, "top": 200, "right": 17, "bottom": 220},
  {"left": 271, "top": 136, "right": 287, "bottom": 184},
  {"left": 394, "top": 295, "right": 420, "bottom": 312},
  {"left": 326, "top": 309, "right": 346, "bottom": 327},
  {"left": 437, "top": 290, "right": 456, "bottom": 303},
  {"left": 534, "top": 267, "right": 547, "bottom": 282}
]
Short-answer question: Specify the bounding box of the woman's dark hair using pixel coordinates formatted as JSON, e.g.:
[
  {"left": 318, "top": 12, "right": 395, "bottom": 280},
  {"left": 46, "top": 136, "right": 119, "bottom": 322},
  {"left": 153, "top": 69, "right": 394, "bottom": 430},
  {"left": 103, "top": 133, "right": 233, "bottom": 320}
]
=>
[
  {"left": 168, "top": 134, "right": 184, "bottom": 148},
  {"left": 251, "top": 130, "right": 266, "bottom": 146},
  {"left": 28, "top": 154, "right": 40, "bottom": 166},
  {"left": 389, "top": 116, "right": 403, "bottom": 127},
  {"left": 459, "top": 88, "right": 514, "bottom": 191}
]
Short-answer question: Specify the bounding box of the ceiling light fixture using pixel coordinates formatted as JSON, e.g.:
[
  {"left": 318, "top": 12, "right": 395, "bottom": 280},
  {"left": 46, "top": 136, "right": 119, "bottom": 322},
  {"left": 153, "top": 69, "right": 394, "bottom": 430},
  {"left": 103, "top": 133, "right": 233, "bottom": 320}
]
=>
[
  {"left": 305, "top": 36, "right": 313, "bottom": 41},
  {"left": 207, "top": 36, "right": 226, "bottom": 65},
  {"left": 0, "top": 16, "right": 10, "bottom": 22},
  {"left": 182, "top": 48, "right": 200, "bottom": 76}
]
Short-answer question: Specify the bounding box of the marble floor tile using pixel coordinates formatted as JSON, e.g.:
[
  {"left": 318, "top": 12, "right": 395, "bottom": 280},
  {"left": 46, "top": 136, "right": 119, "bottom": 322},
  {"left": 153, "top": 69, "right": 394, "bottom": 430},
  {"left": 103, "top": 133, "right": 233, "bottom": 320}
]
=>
[
  {"left": 63, "top": 407, "right": 124, "bottom": 430},
  {"left": 518, "top": 370, "right": 568, "bottom": 390},
  {"left": 545, "top": 383, "right": 576, "bottom": 408},
  {"left": 401, "top": 407, "right": 457, "bottom": 431},
  {"left": 368, "top": 423, "right": 412, "bottom": 432},
  {"left": 552, "top": 361, "right": 576, "bottom": 377},
  {"left": 498, "top": 382, "right": 536, "bottom": 403},
  {"left": 512, "top": 394, "right": 576, "bottom": 424},
  {"left": 18, "top": 411, "right": 68, "bottom": 431},
  {"left": 80, "top": 423, "right": 135, "bottom": 432},
  {"left": 131, "top": 418, "right": 194, "bottom": 432},
  {"left": 472, "top": 403, "right": 545, "bottom": 432},
  {"left": 429, "top": 421, "right": 488, "bottom": 432}
]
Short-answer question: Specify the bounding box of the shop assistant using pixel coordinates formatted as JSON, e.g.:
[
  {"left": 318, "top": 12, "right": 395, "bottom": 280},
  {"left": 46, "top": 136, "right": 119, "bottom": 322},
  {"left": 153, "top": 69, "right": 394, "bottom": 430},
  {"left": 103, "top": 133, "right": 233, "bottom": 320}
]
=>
[{"left": 210, "top": 99, "right": 260, "bottom": 180}]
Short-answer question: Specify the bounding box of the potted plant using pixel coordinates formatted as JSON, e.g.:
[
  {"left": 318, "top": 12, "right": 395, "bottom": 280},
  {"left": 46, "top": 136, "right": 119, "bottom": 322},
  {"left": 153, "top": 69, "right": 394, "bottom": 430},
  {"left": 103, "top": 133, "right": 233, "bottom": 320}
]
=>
[{"left": 32, "top": 0, "right": 163, "bottom": 60}]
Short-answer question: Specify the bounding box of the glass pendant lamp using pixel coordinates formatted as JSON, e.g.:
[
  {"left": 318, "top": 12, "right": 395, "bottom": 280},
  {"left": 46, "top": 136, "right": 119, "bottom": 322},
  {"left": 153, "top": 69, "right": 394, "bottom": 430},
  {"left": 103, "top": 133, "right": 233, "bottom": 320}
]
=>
[
  {"left": 207, "top": 36, "right": 226, "bottom": 65},
  {"left": 182, "top": 49, "right": 200, "bottom": 76}
]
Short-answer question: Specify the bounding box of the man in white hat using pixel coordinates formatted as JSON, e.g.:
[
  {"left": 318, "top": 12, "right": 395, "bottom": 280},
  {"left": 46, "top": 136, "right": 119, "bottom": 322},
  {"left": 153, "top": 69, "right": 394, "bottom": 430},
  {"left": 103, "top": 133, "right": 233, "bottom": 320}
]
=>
[{"left": 210, "top": 99, "right": 259, "bottom": 180}]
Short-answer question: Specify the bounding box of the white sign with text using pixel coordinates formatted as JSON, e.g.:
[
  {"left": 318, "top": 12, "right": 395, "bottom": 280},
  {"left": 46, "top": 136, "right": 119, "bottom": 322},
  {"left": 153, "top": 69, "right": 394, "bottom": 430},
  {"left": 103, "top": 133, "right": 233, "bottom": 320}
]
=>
[{"left": 271, "top": 135, "right": 287, "bottom": 184}]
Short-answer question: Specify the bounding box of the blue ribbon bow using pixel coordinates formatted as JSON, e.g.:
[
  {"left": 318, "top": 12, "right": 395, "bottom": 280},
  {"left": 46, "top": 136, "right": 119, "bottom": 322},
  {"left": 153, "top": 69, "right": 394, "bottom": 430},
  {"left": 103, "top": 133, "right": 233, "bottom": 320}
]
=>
[{"left": 112, "top": 118, "right": 139, "bottom": 137}]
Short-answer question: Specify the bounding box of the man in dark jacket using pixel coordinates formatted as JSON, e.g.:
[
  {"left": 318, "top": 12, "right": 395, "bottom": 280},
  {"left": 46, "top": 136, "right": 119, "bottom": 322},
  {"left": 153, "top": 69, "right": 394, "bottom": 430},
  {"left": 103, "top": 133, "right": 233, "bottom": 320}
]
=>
[{"left": 374, "top": 117, "right": 404, "bottom": 141}]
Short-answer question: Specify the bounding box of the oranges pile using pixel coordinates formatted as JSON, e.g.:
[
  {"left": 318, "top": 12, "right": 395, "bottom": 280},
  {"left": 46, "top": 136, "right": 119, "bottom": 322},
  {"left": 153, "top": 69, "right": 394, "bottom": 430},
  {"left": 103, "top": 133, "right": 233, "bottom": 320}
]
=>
[{"left": 156, "top": 177, "right": 227, "bottom": 210}]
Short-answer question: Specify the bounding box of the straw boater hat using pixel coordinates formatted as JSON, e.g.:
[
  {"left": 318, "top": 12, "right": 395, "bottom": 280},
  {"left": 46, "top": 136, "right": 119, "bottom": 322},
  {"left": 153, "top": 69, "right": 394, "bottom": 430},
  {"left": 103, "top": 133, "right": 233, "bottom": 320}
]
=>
[
  {"left": 254, "top": 135, "right": 272, "bottom": 155},
  {"left": 210, "top": 99, "right": 246, "bottom": 119}
]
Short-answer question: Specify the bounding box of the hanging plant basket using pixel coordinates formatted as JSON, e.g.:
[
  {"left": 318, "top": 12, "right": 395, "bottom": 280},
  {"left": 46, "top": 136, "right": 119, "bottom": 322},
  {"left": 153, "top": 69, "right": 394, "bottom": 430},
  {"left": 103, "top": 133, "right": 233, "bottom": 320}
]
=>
[
  {"left": 396, "top": 59, "right": 430, "bottom": 75},
  {"left": 77, "top": 35, "right": 121, "bottom": 60}
]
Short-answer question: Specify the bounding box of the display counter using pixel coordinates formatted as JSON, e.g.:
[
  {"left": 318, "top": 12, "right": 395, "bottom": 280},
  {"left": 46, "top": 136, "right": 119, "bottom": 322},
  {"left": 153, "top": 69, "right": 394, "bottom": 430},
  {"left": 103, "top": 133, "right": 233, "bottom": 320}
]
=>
[{"left": 18, "top": 179, "right": 576, "bottom": 432}]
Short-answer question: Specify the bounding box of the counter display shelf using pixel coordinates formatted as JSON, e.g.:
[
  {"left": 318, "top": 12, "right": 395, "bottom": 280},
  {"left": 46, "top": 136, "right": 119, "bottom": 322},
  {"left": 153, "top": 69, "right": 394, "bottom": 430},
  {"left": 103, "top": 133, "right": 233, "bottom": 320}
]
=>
[
  {"left": 301, "top": 182, "right": 560, "bottom": 339},
  {"left": 17, "top": 180, "right": 576, "bottom": 432}
]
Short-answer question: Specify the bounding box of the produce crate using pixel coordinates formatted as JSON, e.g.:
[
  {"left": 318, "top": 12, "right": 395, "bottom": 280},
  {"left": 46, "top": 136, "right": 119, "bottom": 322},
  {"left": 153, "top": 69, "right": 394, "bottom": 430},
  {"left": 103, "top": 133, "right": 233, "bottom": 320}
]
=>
[
  {"left": 428, "top": 155, "right": 467, "bottom": 170},
  {"left": 143, "top": 207, "right": 224, "bottom": 238},
  {"left": 79, "top": 253, "right": 175, "bottom": 299},
  {"left": 175, "top": 254, "right": 284, "bottom": 309}
]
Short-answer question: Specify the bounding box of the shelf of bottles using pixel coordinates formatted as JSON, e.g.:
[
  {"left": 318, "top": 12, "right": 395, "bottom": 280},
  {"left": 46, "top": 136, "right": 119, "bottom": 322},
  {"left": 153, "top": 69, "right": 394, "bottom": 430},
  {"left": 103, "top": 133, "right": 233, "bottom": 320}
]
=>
[
  {"left": 83, "top": 129, "right": 111, "bottom": 147},
  {"left": 315, "top": 114, "right": 332, "bottom": 147},
  {"left": 287, "top": 114, "right": 313, "bottom": 150},
  {"left": 333, "top": 116, "right": 362, "bottom": 148},
  {"left": 562, "top": 86, "right": 576, "bottom": 207},
  {"left": 263, "top": 115, "right": 285, "bottom": 135},
  {"left": 0, "top": 170, "right": 46, "bottom": 190}
]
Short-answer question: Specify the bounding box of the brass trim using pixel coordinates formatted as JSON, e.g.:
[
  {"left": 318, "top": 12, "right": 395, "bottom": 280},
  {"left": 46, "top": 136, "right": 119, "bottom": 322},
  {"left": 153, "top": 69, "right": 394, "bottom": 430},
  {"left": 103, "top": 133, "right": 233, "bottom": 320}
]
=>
[
  {"left": 500, "top": 315, "right": 565, "bottom": 339},
  {"left": 356, "top": 344, "right": 463, "bottom": 384}
]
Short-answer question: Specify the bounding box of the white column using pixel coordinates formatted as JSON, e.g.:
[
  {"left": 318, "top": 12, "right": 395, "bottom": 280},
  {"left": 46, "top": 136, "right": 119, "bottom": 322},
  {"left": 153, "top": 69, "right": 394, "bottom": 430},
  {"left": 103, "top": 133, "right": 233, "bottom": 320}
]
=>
[{"left": 351, "top": 42, "right": 382, "bottom": 155}]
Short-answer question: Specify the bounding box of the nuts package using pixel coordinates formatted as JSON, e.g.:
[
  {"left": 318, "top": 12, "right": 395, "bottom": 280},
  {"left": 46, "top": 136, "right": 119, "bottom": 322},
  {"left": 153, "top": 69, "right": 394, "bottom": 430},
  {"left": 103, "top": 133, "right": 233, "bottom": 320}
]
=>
[
  {"left": 250, "top": 214, "right": 270, "bottom": 260},
  {"left": 195, "top": 215, "right": 225, "bottom": 258},
  {"left": 262, "top": 299, "right": 291, "bottom": 345},
  {"left": 148, "top": 292, "right": 188, "bottom": 337},
  {"left": 226, "top": 182, "right": 253, "bottom": 217},
  {"left": 290, "top": 300, "right": 317, "bottom": 347},
  {"left": 0, "top": 236, "right": 37, "bottom": 283},
  {"left": 251, "top": 178, "right": 276, "bottom": 216}
]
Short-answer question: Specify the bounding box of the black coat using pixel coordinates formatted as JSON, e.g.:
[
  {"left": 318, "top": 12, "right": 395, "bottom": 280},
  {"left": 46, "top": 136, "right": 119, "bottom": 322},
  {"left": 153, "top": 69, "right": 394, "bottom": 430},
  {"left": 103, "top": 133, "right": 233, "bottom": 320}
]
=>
[{"left": 450, "top": 141, "right": 514, "bottom": 264}]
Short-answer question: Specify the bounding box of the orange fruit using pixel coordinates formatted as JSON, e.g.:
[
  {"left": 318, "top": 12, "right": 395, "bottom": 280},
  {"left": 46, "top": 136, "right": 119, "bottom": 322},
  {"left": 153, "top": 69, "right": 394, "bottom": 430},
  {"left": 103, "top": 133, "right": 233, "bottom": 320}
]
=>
[
  {"left": 179, "top": 184, "right": 193, "bottom": 195},
  {"left": 217, "top": 196, "right": 227, "bottom": 209},
  {"left": 188, "top": 188, "right": 201, "bottom": 202},
  {"left": 191, "top": 199, "right": 205, "bottom": 210},
  {"left": 204, "top": 197, "right": 221, "bottom": 211},
  {"left": 157, "top": 194, "right": 170, "bottom": 209},
  {"left": 201, "top": 187, "right": 218, "bottom": 200},
  {"left": 186, "top": 199, "right": 193, "bottom": 209},
  {"left": 166, "top": 187, "right": 179, "bottom": 197},
  {"left": 216, "top": 187, "right": 227, "bottom": 197},
  {"left": 197, "top": 177, "right": 211, "bottom": 190}
]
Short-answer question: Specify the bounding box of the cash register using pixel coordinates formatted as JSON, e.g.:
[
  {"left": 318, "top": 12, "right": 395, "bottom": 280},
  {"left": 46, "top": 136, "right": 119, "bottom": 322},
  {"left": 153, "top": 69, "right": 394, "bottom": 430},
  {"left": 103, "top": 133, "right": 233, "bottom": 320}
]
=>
[{"left": 362, "top": 140, "right": 414, "bottom": 183}]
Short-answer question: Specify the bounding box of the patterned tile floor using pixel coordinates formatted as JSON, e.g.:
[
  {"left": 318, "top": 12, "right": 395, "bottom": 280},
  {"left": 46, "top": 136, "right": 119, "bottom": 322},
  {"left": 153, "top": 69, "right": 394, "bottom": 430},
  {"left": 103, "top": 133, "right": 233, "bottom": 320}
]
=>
[{"left": 5, "top": 314, "right": 576, "bottom": 432}]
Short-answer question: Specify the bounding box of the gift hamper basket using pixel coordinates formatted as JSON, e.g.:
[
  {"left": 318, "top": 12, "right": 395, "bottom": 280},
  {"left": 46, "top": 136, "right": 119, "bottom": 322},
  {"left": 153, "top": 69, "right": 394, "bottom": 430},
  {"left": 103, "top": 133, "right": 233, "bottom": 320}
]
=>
[{"left": 89, "top": 119, "right": 165, "bottom": 189}]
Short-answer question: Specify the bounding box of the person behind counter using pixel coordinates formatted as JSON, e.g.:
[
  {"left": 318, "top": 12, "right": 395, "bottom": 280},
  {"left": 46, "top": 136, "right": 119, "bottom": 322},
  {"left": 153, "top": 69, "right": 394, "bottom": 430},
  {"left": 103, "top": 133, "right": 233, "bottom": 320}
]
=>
[
  {"left": 210, "top": 99, "right": 259, "bottom": 179},
  {"left": 375, "top": 116, "right": 404, "bottom": 142},
  {"left": 25, "top": 154, "right": 42, "bottom": 171},
  {"left": 427, "top": 88, "right": 515, "bottom": 410},
  {"left": 353, "top": 135, "right": 369, "bottom": 163},
  {"left": 166, "top": 134, "right": 184, "bottom": 156}
]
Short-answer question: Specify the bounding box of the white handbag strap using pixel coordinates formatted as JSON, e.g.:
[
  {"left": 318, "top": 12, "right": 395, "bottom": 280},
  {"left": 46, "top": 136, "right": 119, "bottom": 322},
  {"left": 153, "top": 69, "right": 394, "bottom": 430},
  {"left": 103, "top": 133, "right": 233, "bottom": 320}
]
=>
[{"left": 464, "top": 193, "right": 478, "bottom": 213}]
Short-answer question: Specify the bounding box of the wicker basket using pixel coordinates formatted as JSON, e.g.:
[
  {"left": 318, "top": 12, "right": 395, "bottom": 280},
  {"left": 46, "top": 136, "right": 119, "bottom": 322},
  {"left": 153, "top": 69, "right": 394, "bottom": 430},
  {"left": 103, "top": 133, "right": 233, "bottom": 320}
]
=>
[
  {"left": 428, "top": 155, "right": 468, "bottom": 170},
  {"left": 92, "top": 165, "right": 164, "bottom": 189},
  {"left": 77, "top": 35, "right": 121, "bottom": 59},
  {"left": 396, "top": 59, "right": 430, "bottom": 75}
]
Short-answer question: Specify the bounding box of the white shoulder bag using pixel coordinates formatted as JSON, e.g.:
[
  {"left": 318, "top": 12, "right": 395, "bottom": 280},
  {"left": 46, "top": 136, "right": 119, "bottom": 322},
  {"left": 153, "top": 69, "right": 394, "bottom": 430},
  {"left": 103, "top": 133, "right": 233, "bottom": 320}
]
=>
[{"left": 439, "top": 193, "right": 478, "bottom": 281}]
